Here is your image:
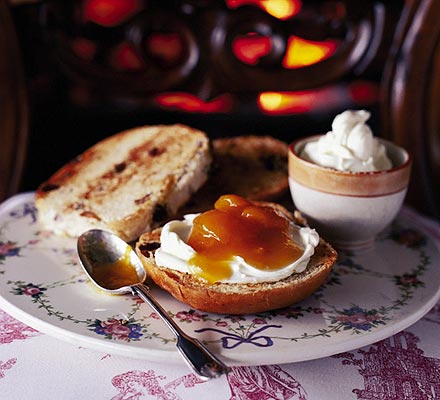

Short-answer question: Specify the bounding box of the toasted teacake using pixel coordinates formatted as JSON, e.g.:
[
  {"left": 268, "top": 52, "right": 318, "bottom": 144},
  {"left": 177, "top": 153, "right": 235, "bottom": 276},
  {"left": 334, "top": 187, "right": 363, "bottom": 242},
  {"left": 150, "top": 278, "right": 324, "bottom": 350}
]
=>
[
  {"left": 135, "top": 202, "right": 337, "bottom": 315},
  {"left": 36, "top": 124, "right": 212, "bottom": 242},
  {"left": 179, "top": 135, "right": 289, "bottom": 215}
]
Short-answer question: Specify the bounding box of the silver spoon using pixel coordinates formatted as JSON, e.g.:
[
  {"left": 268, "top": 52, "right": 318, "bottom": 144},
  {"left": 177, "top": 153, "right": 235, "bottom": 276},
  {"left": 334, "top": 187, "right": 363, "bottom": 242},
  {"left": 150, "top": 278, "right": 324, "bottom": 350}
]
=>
[{"left": 77, "top": 229, "right": 230, "bottom": 380}]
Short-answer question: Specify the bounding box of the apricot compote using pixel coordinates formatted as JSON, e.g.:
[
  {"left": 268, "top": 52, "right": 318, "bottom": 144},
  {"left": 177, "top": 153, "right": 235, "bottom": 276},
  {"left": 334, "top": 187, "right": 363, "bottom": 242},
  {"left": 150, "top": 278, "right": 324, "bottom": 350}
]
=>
[
  {"left": 91, "top": 245, "right": 139, "bottom": 290},
  {"left": 187, "top": 194, "right": 303, "bottom": 283}
]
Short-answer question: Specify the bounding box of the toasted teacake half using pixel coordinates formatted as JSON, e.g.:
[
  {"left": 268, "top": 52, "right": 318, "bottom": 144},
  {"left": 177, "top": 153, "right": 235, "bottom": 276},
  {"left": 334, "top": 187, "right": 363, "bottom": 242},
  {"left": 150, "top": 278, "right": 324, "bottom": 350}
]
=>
[
  {"left": 135, "top": 202, "right": 337, "bottom": 315},
  {"left": 178, "top": 135, "right": 289, "bottom": 215},
  {"left": 36, "top": 124, "right": 212, "bottom": 242}
]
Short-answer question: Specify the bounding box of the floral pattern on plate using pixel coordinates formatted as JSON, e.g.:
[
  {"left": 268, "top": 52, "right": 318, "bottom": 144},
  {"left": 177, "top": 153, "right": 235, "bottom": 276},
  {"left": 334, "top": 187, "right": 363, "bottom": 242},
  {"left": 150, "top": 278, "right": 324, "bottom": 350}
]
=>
[{"left": 0, "top": 193, "right": 439, "bottom": 366}]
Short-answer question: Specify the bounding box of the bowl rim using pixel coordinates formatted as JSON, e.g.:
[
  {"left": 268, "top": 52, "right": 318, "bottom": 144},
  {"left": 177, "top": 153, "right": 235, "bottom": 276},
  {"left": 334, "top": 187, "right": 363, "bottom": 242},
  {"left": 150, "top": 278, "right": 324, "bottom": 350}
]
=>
[
  {"left": 288, "top": 134, "right": 412, "bottom": 177},
  {"left": 288, "top": 135, "right": 413, "bottom": 196}
]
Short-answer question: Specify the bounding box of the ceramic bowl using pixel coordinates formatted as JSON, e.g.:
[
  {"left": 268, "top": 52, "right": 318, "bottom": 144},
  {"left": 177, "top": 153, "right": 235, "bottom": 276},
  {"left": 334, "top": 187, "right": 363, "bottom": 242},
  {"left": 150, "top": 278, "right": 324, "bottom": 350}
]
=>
[{"left": 288, "top": 135, "right": 412, "bottom": 251}]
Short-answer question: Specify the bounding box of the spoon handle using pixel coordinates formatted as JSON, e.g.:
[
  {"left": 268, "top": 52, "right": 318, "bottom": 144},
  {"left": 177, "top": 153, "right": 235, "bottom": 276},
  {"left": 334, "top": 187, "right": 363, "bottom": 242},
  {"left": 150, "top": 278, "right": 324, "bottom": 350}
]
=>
[{"left": 131, "top": 284, "right": 230, "bottom": 380}]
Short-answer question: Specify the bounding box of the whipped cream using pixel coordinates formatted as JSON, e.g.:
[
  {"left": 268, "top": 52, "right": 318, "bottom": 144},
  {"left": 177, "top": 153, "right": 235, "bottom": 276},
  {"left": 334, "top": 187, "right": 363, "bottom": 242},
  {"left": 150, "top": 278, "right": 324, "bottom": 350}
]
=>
[
  {"left": 154, "top": 214, "right": 319, "bottom": 284},
  {"left": 301, "top": 110, "right": 392, "bottom": 172}
]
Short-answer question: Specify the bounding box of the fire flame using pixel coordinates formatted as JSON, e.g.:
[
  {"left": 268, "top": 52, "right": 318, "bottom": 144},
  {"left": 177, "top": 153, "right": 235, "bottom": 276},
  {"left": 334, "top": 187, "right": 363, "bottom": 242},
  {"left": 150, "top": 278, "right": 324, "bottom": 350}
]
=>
[
  {"left": 83, "top": 0, "right": 142, "bottom": 27},
  {"left": 80, "top": 0, "right": 353, "bottom": 115},
  {"left": 233, "top": 34, "right": 337, "bottom": 67},
  {"left": 283, "top": 36, "right": 338, "bottom": 68},
  {"left": 227, "top": 0, "right": 301, "bottom": 20},
  {"left": 155, "top": 93, "right": 233, "bottom": 113},
  {"left": 111, "top": 42, "right": 144, "bottom": 70},
  {"left": 258, "top": 91, "right": 315, "bottom": 114},
  {"left": 258, "top": 82, "right": 379, "bottom": 115},
  {"left": 232, "top": 34, "right": 271, "bottom": 65}
]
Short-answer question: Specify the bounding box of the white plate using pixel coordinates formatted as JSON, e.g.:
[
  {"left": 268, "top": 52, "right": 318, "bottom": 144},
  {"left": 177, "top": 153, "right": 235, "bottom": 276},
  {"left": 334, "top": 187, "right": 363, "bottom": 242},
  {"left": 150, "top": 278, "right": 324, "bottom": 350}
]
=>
[{"left": 1, "top": 193, "right": 439, "bottom": 366}]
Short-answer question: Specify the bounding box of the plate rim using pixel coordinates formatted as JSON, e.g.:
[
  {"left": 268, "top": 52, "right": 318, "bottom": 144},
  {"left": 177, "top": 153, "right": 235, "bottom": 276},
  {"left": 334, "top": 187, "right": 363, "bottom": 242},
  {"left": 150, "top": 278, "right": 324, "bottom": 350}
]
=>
[{"left": 1, "top": 192, "right": 439, "bottom": 366}]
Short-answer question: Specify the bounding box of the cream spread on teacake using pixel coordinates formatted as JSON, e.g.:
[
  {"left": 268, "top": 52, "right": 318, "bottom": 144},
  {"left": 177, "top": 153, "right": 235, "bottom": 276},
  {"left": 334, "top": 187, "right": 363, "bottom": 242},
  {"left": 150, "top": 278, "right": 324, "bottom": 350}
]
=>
[{"left": 154, "top": 195, "right": 319, "bottom": 284}]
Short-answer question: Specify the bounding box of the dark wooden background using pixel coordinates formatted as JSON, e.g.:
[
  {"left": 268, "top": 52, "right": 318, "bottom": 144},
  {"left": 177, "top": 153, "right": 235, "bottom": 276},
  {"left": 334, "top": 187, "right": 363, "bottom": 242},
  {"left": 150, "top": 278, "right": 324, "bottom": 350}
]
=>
[{"left": 1, "top": 0, "right": 438, "bottom": 219}]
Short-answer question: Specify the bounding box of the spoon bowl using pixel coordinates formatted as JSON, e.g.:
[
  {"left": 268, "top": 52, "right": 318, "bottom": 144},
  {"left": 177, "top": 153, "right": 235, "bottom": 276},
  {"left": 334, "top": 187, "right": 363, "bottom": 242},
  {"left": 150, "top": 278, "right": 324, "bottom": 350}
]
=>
[
  {"left": 77, "top": 229, "right": 146, "bottom": 294},
  {"left": 77, "top": 229, "right": 229, "bottom": 380}
]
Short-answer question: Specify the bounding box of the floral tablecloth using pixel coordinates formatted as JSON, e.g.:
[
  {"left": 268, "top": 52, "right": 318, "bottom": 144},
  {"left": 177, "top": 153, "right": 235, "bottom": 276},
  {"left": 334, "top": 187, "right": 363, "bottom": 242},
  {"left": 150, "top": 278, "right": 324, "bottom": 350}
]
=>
[
  {"left": 1, "top": 301, "right": 440, "bottom": 399},
  {"left": 1, "top": 201, "right": 440, "bottom": 399}
]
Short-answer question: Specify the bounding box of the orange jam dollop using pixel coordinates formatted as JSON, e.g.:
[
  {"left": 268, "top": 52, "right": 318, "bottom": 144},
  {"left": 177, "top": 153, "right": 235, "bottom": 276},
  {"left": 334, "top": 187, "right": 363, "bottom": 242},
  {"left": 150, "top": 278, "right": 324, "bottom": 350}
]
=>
[
  {"left": 187, "top": 194, "right": 303, "bottom": 283},
  {"left": 91, "top": 245, "right": 140, "bottom": 290}
]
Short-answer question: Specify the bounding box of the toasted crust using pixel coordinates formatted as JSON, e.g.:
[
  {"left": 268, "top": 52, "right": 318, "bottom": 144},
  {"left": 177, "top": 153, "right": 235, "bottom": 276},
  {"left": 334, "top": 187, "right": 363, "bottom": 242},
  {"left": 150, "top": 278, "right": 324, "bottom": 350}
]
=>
[
  {"left": 135, "top": 203, "right": 337, "bottom": 315},
  {"left": 36, "top": 124, "right": 212, "bottom": 242},
  {"left": 179, "top": 135, "right": 289, "bottom": 215}
]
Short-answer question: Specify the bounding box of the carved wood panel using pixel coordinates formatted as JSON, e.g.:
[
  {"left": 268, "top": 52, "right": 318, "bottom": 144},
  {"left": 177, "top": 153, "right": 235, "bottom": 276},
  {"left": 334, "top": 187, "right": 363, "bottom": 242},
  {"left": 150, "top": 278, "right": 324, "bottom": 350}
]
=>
[
  {"left": 0, "top": 0, "right": 28, "bottom": 202},
  {"left": 381, "top": 0, "right": 440, "bottom": 218},
  {"left": 40, "top": 0, "right": 394, "bottom": 108}
]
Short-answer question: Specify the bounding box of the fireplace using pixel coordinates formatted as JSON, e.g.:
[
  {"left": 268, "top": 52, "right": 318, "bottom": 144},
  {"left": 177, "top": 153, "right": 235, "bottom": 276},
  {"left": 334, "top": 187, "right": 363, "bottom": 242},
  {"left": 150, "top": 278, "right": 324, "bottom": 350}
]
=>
[
  {"left": 6, "top": 0, "right": 440, "bottom": 218},
  {"left": 40, "top": 0, "right": 384, "bottom": 117}
]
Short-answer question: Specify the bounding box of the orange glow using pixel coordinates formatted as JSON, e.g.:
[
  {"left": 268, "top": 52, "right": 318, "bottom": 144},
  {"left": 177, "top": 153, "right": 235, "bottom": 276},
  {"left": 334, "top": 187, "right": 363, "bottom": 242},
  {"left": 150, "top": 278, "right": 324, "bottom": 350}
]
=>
[
  {"left": 232, "top": 34, "right": 337, "bottom": 68},
  {"left": 155, "top": 93, "right": 233, "bottom": 113},
  {"left": 111, "top": 42, "right": 144, "bottom": 71},
  {"left": 283, "top": 36, "right": 338, "bottom": 68},
  {"left": 348, "top": 81, "right": 379, "bottom": 105},
  {"left": 232, "top": 34, "right": 271, "bottom": 65},
  {"left": 258, "top": 82, "right": 379, "bottom": 115},
  {"left": 146, "top": 33, "right": 183, "bottom": 65},
  {"left": 227, "top": 0, "right": 301, "bottom": 20},
  {"left": 83, "top": 0, "right": 142, "bottom": 27},
  {"left": 258, "top": 91, "right": 316, "bottom": 114},
  {"left": 71, "top": 38, "right": 97, "bottom": 61}
]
